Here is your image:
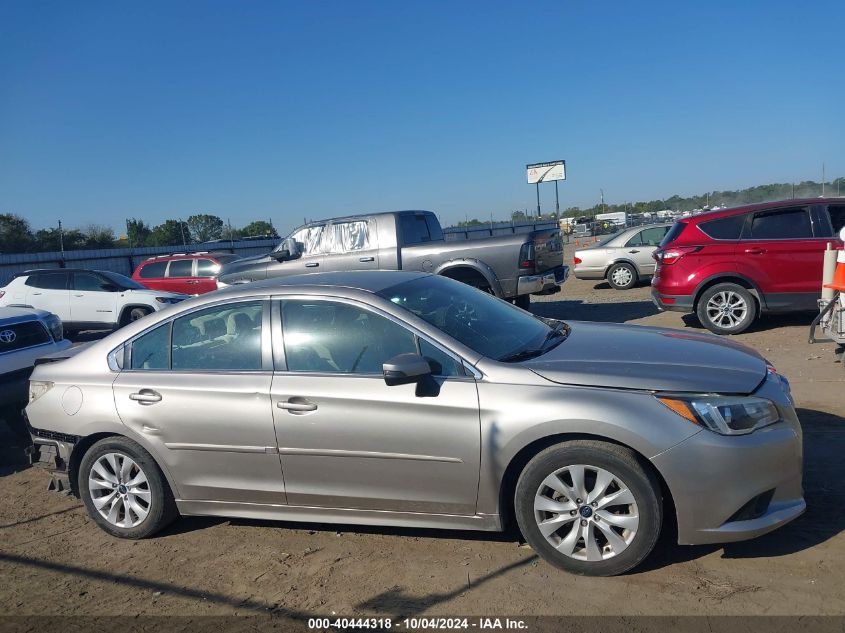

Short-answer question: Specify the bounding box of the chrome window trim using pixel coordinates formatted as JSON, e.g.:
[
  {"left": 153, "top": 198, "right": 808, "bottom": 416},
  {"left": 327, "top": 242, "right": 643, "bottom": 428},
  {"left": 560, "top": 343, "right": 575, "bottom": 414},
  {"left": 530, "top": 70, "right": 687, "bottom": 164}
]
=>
[{"left": 272, "top": 293, "right": 478, "bottom": 381}]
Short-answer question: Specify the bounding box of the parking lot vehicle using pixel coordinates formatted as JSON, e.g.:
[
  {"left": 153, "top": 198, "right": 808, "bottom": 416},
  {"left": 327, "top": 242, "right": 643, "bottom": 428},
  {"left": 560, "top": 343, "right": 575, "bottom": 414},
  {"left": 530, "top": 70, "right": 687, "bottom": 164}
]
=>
[
  {"left": 0, "top": 269, "right": 187, "bottom": 334},
  {"left": 0, "top": 307, "right": 71, "bottom": 435},
  {"left": 132, "top": 252, "right": 241, "bottom": 295},
  {"left": 216, "top": 210, "right": 567, "bottom": 309},
  {"left": 652, "top": 199, "right": 845, "bottom": 335},
  {"left": 26, "top": 271, "right": 803, "bottom": 576},
  {"left": 574, "top": 224, "right": 673, "bottom": 289}
]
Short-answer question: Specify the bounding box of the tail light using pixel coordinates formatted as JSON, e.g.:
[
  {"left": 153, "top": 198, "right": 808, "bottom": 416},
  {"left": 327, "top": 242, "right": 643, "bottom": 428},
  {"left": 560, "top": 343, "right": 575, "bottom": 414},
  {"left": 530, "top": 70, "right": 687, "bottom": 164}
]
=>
[
  {"left": 654, "top": 246, "right": 701, "bottom": 265},
  {"left": 518, "top": 243, "right": 534, "bottom": 269},
  {"left": 573, "top": 256, "right": 582, "bottom": 264}
]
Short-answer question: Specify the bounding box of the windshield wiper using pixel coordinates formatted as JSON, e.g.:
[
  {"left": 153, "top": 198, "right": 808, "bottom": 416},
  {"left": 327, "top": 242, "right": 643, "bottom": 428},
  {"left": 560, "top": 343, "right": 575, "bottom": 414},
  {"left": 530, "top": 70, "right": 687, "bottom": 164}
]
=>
[{"left": 498, "top": 322, "right": 570, "bottom": 363}]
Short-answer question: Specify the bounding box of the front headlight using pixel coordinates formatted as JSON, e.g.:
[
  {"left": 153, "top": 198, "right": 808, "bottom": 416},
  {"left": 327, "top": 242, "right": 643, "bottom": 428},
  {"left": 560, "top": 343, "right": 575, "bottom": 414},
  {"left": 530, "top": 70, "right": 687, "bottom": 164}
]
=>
[
  {"left": 44, "top": 314, "right": 63, "bottom": 341},
  {"left": 658, "top": 395, "right": 780, "bottom": 435},
  {"left": 29, "top": 381, "right": 54, "bottom": 405},
  {"left": 155, "top": 297, "right": 182, "bottom": 304}
]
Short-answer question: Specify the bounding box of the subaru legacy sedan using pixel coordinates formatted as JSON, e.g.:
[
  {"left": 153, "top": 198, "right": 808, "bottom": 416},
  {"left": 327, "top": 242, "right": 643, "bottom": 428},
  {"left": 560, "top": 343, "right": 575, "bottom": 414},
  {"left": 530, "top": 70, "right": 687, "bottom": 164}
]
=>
[{"left": 26, "top": 271, "right": 804, "bottom": 576}]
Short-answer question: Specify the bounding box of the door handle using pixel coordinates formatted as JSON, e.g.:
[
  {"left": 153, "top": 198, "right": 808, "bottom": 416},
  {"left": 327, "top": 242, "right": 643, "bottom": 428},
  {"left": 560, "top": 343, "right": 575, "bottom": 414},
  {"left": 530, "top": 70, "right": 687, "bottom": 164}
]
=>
[
  {"left": 32, "top": 292, "right": 42, "bottom": 295},
  {"left": 73, "top": 294, "right": 84, "bottom": 297},
  {"left": 186, "top": 280, "right": 200, "bottom": 284},
  {"left": 277, "top": 399, "right": 318, "bottom": 412},
  {"left": 305, "top": 262, "right": 319, "bottom": 268},
  {"left": 628, "top": 250, "right": 640, "bottom": 254},
  {"left": 744, "top": 248, "right": 767, "bottom": 255},
  {"left": 358, "top": 256, "right": 375, "bottom": 262},
  {"left": 129, "top": 389, "right": 162, "bottom": 405}
]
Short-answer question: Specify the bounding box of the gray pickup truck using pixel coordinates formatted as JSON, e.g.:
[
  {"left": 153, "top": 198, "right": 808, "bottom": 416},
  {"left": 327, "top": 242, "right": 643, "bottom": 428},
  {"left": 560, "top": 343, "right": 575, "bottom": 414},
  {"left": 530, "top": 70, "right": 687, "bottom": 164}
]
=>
[{"left": 217, "top": 210, "right": 567, "bottom": 307}]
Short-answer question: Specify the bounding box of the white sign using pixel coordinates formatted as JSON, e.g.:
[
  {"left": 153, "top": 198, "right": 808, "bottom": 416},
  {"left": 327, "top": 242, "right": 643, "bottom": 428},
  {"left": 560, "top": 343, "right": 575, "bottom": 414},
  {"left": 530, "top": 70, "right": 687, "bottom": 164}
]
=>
[{"left": 526, "top": 160, "right": 566, "bottom": 184}]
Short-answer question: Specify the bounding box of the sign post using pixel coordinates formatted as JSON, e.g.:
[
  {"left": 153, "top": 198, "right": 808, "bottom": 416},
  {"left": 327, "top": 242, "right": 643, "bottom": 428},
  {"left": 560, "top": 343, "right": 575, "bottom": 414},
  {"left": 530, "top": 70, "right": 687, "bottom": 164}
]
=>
[{"left": 526, "top": 160, "right": 566, "bottom": 218}]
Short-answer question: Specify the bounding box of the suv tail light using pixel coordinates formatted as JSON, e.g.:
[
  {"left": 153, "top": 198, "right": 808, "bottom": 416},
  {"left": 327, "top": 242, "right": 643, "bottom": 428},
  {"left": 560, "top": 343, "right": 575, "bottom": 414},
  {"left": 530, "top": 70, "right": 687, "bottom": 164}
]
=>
[
  {"left": 573, "top": 256, "right": 582, "bottom": 265},
  {"left": 518, "top": 243, "right": 534, "bottom": 269},
  {"left": 654, "top": 246, "right": 701, "bottom": 265}
]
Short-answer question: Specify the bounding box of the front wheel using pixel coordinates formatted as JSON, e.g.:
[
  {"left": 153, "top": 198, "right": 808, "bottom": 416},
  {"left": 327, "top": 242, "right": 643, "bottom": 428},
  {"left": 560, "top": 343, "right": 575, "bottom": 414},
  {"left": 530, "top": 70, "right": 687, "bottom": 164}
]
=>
[
  {"left": 515, "top": 440, "right": 662, "bottom": 576},
  {"left": 696, "top": 283, "right": 756, "bottom": 335},
  {"left": 123, "top": 306, "right": 151, "bottom": 326},
  {"left": 79, "top": 437, "right": 177, "bottom": 538}
]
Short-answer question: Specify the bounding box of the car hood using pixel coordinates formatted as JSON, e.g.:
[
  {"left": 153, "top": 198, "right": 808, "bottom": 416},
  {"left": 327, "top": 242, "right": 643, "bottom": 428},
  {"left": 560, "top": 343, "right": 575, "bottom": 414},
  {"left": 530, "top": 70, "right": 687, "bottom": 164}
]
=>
[
  {"left": 218, "top": 253, "right": 271, "bottom": 281},
  {"left": 125, "top": 288, "right": 187, "bottom": 299},
  {"left": 523, "top": 321, "right": 767, "bottom": 394}
]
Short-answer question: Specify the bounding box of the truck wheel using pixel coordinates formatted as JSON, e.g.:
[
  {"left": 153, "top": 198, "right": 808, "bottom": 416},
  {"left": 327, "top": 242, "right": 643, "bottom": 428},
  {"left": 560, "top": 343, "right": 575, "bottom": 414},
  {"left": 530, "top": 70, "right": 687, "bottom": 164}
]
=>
[
  {"left": 515, "top": 440, "right": 662, "bottom": 577},
  {"left": 696, "top": 283, "right": 756, "bottom": 335},
  {"left": 79, "top": 437, "right": 178, "bottom": 539},
  {"left": 513, "top": 295, "right": 531, "bottom": 310},
  {"left": 607, "top": 263, "right": 638, "bottom": 290}
]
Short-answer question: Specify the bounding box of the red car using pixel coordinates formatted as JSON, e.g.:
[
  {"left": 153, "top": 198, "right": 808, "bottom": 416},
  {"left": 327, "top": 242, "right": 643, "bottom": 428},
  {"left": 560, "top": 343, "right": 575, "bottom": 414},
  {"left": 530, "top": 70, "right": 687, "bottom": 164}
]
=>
[
  {"left": 132, "top": 252, "right": 241, "bottom": 295},
  {"left": 651, "top": 198, "right": 845, "bottom": 334}
]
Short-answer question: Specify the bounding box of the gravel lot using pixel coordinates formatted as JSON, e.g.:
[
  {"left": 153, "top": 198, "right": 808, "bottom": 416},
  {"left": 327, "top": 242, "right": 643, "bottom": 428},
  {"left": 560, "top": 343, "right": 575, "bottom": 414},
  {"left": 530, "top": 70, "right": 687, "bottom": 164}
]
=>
[{"left": 1, "top": 251, "right": 843, "bottom": 618}]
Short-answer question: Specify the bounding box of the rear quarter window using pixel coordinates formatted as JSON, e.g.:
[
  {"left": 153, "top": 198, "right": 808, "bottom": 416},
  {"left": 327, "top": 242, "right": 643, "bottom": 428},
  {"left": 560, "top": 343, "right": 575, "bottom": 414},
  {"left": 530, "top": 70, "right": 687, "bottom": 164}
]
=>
[{"left": 699, "top": 214, "right": 746, "bottom": 240}]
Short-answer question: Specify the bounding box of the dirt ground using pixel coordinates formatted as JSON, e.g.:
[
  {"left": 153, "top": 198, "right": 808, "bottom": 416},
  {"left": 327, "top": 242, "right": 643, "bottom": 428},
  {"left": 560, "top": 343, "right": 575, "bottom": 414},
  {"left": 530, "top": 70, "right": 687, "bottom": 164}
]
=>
[{"left": 1, "top": 248, "right": 843, "bottom": 618}]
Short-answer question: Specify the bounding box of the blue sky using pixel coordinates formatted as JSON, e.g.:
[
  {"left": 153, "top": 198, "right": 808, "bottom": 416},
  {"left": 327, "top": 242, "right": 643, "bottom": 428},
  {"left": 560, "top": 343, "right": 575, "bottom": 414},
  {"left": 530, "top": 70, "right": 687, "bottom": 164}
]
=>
[{"left": 1, "top": 0, "right": 843, "bottom": 236}]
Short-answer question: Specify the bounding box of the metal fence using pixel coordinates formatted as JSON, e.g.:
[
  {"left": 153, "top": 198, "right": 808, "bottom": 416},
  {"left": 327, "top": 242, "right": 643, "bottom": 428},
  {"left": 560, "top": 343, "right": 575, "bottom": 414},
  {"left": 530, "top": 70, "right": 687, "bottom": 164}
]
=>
[
  {"left": 0, "top": 219, "right": 572, "bottom": 286},
  {"left": 0, "top": 240, "right": 279, "bottom": 286}
]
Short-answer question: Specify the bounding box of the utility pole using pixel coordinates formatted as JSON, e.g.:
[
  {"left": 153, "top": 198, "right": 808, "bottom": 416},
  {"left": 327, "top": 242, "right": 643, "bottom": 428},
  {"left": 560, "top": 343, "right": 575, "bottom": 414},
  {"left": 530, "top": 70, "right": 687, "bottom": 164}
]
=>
[
  {"left": 822, "top": 163, "right": 826, "bottom": 196},
  {"left": 58, "top": 220, "right": 64, "bottom": 255},
  {"left": 126, "top": 219, "right": 132, "bottom": 250},
  {"left": 536, "top": 183, "right": 541, "bottom": 217},
  {"left": 792, "top": 183, "right": 795, "bottom": 199}
]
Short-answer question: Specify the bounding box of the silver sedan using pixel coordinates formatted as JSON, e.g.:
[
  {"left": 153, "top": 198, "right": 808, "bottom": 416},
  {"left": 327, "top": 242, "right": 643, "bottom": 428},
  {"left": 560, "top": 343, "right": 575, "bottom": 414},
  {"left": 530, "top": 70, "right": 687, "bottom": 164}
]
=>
[
  {"left": 573, "top": 223, "right": 673, "bottom": 289},
  {"left": 26, "top": 271, "right": 804, "bottom": 576}
]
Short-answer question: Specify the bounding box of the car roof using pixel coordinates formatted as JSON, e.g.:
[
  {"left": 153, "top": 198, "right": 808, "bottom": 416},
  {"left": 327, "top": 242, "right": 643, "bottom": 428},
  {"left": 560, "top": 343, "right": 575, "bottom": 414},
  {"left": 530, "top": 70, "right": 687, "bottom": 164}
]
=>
[
  {"left": 301, "top": 209, "right": 433, "bottom": 227},
  {"left": 19, "top": 268, "right": 104, "bottom": 275},
  {"left": 219, "top": 270, "right": 431, "bottom": 296},
  {"left": 680, "top": 198, "right": 841, "bottom": 223},
  {"left": 141, "top": 252, "right": 235, "bottom": 262}
]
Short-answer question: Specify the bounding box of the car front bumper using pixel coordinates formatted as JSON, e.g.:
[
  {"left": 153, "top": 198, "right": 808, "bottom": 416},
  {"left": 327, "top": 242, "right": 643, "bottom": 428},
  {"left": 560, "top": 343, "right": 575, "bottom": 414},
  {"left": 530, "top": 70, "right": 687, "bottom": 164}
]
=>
[
  {"left": 517, "top": 265, "right": 569, "bottom": 296},
  {"left": 653, "top": 378, "right": 804, "bottom": 545}
]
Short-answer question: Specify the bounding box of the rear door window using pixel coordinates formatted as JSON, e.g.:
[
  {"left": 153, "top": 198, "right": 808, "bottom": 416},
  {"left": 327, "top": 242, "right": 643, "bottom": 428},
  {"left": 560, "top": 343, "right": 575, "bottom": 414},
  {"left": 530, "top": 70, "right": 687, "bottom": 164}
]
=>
[
  {"left": 747, "top": 207, "right": 812, "bottom": 239},
  {"left": 828, "top": 205, "right": 845, "bottom": 235},
  {"left": 139, "top": 261, "right": 167, "bottom": 278},
  {"left": 167, "top": 260, "right": 194, "bottom": 278},
  {"left": 73, "top": 272, "right": 111, "bottom": 292},
  {"left": 25, "top": 272, "right": 68, "bottom": 289},
  {"left": 699, "top": 214, "right": 746, "bottom": 240},
  {"left": 400, "top": 215, "right": 432, "bottom": 245}
]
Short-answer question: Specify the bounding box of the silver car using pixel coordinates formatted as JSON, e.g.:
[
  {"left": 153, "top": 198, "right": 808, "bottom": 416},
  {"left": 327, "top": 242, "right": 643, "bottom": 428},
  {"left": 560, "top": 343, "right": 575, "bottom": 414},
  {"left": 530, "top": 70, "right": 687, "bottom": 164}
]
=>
[
  {"left": 26, "top": 271, "right": 804, "bottom": 576},
  {"left": 573, "top": 223, "right": 673, "bottom": 289}
]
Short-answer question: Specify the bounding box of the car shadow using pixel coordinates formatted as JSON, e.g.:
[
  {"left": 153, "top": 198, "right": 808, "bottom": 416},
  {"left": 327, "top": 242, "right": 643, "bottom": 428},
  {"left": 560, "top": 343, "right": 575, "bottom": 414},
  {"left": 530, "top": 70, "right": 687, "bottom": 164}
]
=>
[
  {"left": 0, "top": 410, "right": 30, "bottom": 476},
  {"left": 680, "top": 310, "right": 821, "bottom": 334},
  {"left": 531, "top": 298, "right": 659, "bottom": 323}
]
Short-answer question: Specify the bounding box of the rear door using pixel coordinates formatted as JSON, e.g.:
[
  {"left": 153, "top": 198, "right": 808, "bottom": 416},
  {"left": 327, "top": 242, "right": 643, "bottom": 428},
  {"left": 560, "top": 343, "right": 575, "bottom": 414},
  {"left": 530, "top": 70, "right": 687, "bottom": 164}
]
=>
[
  {"left": 320, "top": 219, "right": 380, "bottom": 272},
  {"left": 70, "top": 272, "right": 120, "bottom": 325},
  {"left": 24, "top": 272, "right": 71, "bottom": 320},
  {"left": 164, "top": 259, "right": 194, "bottom": 294},
  {"left": 737, "top": 205, "right": 822, "bottom": 310}
]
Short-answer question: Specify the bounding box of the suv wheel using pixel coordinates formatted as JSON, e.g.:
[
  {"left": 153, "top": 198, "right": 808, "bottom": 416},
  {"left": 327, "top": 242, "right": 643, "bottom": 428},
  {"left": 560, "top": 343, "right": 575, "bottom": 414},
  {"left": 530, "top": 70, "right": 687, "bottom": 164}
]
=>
[
  {"left": 514, "top": 440, "right": 662, "bottom": 576},
  {"left": 79, "top": 437, "right": 177, "bottom": 538},
  {"left": 124, "top": 307, "right": 151, "bottom": 325},
  {"left": 607, "top": 263, "right": 637, "bottom": 290},
  {"left": 696, "top": 283, "right": 756, "bottom": 335}
]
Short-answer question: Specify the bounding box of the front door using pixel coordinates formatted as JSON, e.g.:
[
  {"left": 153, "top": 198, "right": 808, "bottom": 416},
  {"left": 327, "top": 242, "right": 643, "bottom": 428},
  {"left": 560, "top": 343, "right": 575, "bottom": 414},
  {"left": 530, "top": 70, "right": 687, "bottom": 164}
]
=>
[
  {"left": 70, "top": 272, "right": 119, "bottom": 324},
  {"left": 112, "top": 299, "right": 286, "bottom": 504},
  {"left": 270, "top": 298, "right": 481, "bottom": 515}
]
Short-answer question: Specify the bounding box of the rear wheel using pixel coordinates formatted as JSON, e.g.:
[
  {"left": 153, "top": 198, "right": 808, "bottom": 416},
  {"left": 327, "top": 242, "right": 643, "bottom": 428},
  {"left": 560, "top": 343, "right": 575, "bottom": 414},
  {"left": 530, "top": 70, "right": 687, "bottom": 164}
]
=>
[
  {"left": 515, "top": 440, "right": 662, "bottom": 576},
  {"left": 696, "top": 283, "right": 756, "bottom": 335},
  {"left": 607, "top": 263, "right": 638, "bottom": 290},
  {"left": 79, "top": 437, "right": 177, "bottom": 538}
]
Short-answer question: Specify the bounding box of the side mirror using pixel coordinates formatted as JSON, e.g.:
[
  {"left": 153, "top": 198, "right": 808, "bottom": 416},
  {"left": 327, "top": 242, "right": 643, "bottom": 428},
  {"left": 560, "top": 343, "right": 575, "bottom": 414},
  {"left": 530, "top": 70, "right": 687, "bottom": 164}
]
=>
[
  {"left": 383, "top": 353, "right": 432, "bottom": 386},
  {"left": 273, "top": 238, "right": 300, "bottom": 261}
]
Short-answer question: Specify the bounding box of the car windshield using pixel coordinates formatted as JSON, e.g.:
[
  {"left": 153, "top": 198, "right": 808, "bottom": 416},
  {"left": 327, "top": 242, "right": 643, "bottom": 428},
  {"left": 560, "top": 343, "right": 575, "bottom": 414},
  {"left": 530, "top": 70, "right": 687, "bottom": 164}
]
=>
[
  {"left": 377, "top": 275, "right": 567, "bottom": 362},
  {"left": 100, "top": 271, "right": 146, "bottom": 290}
]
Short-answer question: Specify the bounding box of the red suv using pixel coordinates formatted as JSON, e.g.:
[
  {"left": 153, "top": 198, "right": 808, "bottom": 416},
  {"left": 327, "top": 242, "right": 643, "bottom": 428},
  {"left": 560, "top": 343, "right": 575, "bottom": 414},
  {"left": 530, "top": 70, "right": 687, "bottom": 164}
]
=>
[
  {"left": 132, "top": 252, "right": 241, "bottom": 295},
  {"left": 652, "top": 198, "right": 845, "bottom": 334}
]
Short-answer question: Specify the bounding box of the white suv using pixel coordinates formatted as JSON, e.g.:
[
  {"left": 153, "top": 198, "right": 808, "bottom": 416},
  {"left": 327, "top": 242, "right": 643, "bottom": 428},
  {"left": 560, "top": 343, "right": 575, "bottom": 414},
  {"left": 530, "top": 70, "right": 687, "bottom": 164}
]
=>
[{"left": 0, "top": 269, "right": 187, "bottom": 335}]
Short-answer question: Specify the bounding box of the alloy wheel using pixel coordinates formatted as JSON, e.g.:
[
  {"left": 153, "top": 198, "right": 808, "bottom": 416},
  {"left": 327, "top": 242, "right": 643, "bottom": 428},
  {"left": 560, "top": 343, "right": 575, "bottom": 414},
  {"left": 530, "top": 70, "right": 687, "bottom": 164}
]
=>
[
  {"left": 88, "top": 452, "right": 151, "bottom": 528},
  {"left": 533, "top": 464, "right": 639, "bottom": 561},
  {"left": 705, "top": 290, "right": 748, "bottom": 329}
]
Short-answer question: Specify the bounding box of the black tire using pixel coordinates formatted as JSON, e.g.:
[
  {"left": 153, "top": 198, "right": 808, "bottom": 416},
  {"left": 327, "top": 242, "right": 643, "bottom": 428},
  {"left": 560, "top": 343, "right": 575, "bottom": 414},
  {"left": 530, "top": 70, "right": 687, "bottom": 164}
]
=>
[
  {"left": 514, "top": 440, "right": 662, "bottom": 576},
  {"left": 606, "top": 263, "right": 638, "bottom": 290},
  {"left": 124, "top": 306, "right": 151, "bottom": 326},
  {"left": 513, "top": 295, "right": 531, "bottom": 310},
  {"left": 79, "top": 436, "right": 177, "bottom": 539},
  {"left": 696, "top": 283, "right": 756, "bottom": 335}
]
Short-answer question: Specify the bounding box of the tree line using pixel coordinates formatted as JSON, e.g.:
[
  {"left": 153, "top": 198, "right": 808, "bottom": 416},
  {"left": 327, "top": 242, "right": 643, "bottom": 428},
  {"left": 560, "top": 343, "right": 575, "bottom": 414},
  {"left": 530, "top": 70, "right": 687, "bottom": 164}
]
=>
[
  {"left": 0, "top": 214, "right": 279, "bottom": 255},
  {"left": 454, "top": 177, "right": 844, "bottom": 226}
]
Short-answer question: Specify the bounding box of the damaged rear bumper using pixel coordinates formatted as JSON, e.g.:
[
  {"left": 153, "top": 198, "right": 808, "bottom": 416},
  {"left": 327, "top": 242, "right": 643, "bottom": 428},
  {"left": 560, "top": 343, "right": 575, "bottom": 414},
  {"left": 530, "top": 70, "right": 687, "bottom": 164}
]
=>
[{"left": 24, "top": 411, "right": 78, "bottom": 493}]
